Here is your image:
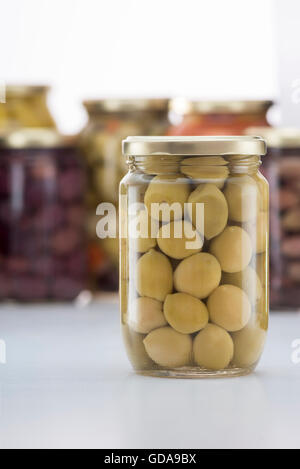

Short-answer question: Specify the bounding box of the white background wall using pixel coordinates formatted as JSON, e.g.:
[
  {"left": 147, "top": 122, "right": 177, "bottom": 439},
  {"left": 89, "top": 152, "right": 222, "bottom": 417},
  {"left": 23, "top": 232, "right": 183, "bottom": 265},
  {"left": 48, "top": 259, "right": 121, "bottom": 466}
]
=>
[{"left": 0, "top": 0, "right": 282, "bottom": 133}]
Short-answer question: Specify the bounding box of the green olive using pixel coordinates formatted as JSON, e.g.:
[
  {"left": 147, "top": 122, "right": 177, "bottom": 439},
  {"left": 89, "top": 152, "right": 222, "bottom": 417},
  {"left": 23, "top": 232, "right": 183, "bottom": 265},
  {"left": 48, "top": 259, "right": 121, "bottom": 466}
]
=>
[
  {"left": 144, "top": 175, "right": 190, "bottom": 222},
  {"left": 174, "top": 252, "right": 221, "bottom": 299},
  {"left": 222, "top": 265, "right": 262, "bottom": 305},
  {"left": 207, "top": 284, "right": 251, "bottom": 332},
  {"left": 136, "top": 249, "right": 173, "bottom": 301},
  {"left": 157, "top": 220, "right": 203, "bottom": 259},
  {"left": 224, "top": 174, "right": 260, "bottom": 222},
  {"left": 187, "top": 183, "right": 228, "bottom": 240},
  {"left": 181, "top": 156, "right": 229, "bottom": 189},
  {"left": 193, "top": 324, "right": 234, "bottom": 370},
  {"left": 210, "top": 226, "right": 253, "bottom": 273},
  {"left": 143, "top": 326, "right": 192, "bottom": 367},
  {"left": 164, "top": 293, "right": 209, "bottom": 333},
  {"left": 142, "top": 155, "right": 181, "bottom": 175},
  {"left": 231, "top": 323, "right": 266, "bottom": 367},
  {"left": 128, "top": 296, "right": 167, "bottom": 334}
]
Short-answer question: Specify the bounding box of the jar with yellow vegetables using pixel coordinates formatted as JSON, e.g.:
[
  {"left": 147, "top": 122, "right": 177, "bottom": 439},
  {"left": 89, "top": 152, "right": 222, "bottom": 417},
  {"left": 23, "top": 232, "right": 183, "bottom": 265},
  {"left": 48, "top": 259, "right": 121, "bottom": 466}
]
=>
[
  {"left": 120, "top": 136, "right": 268, "bottom": 378},
  {"left": 0, "top": 85, "right": 56, "bottom": 131},
  {"left": 80, "top": 99, "right": 169, "bottom": 291}
]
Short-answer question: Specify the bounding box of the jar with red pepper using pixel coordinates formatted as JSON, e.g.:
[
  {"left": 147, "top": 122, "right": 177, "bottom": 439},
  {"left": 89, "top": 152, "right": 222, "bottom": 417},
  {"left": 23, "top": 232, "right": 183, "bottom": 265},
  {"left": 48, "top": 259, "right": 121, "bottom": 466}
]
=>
[{"left": 168, "top": 99, "right": 273, "bottom": 136}]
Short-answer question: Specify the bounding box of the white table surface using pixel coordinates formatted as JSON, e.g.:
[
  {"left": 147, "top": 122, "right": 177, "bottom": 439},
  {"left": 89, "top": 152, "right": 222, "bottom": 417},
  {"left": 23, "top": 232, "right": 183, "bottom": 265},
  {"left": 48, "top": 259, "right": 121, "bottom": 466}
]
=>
[{"left": 0, "top": 301, "right": 299, "bottom": 449}]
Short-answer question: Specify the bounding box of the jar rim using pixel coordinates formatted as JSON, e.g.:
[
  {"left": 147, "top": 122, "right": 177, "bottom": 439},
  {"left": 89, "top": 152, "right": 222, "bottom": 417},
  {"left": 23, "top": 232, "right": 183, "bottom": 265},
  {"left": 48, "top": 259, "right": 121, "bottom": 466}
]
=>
[{"left": 122, "top": 136, "right": 266, "bottom": 156}]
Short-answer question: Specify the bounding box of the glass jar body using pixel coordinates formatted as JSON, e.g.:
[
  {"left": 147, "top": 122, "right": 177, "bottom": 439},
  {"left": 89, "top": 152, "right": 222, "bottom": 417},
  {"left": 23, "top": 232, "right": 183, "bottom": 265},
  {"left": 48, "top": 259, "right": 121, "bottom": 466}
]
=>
[
  {"left": 80, "top": 110, "right": 169, "bottom": 292},
  {"left": 120, "top": 154, "right": 269, "bottom": 378},
  {"left": 262, "top": 146, "right": 300, "bottom": 309},
  {"left": 0, "top": 147, "right": 87, "bottom": 301}
]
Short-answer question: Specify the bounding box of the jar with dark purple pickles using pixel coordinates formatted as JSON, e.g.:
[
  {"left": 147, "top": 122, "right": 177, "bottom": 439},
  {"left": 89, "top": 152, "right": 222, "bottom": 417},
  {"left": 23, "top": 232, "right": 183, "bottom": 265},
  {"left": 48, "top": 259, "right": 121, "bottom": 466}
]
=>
[
  {"left": 246, "top": 127, "right": 300, "bottom": 309},
  {"left": 0, "top": 129, "right": 87, "bottom": 301}
]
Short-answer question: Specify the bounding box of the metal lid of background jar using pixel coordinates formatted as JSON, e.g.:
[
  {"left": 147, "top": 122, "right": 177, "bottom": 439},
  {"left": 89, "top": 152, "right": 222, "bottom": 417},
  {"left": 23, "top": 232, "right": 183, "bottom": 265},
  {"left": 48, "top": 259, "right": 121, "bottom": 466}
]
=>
[
  {"left": 123, "top": 136, "right": 267, "bottom": 156},
  {"left": 170, "top": 98, "right": 274, "bottom": 115},
  {"left": 0, "top": 128, "right": 70, "bottom": 149},
  {"left": 83, "top": 98, "right": 169, "bottom": 114},
  {"left": 6, "top": 85, "right": 50, "bottom": 97},
  {"left": 245, "top": 126, "right": 300, "bottom": 148}
]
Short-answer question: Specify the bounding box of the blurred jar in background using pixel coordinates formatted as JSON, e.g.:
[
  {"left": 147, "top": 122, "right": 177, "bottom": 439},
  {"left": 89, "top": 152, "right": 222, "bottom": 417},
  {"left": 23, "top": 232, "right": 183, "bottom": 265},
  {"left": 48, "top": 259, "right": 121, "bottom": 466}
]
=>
[
  {"left": 246, "top": 127, "right": 300, "bottom": 310},
  {"left": 0, "top": 85, "right": 56, "bottom": 130},
  {"left": 168, "top": 99, "right": 273, "bottom": 136},
  {"left": 79, "top": 98, "right": 169, "bottom": 292},
  {"left": 0, "top": 129, "right": 87, "bottom": 301}
]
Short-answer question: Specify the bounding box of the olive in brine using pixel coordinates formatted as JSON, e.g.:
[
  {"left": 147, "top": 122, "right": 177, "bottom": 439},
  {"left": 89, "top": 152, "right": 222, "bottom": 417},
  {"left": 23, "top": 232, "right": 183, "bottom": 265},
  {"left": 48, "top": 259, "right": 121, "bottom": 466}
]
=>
[
  {"left": 174, "top": 252, "right": 221, "bottom": 299},
  {"left": 157, "top": 220, "right": 203, "bottom": 259},
  {"left": 143, "top": 327, "right": 192, "bottom": 367},
  {"left": 136, "top": 249, "right": 173, "bottom": 301},
  {"left": 181, "top": 156, "right": 229, "bottom": 189},
  {"left": 144, "top": 175, "right": 190, "bottom": 222},
  {"left": 122, "top": 326, "right": 155, "bottom": 370},
  {"left": 210, "top": 226, "right": 252, "bottom": 273},
  {"left": 128, "top": 296, "right": 167, "bottom": 334},
  {"left": 222, "top": 265, "right": 262, "bottom": 306},
  {"left": 164, "top": 292, "right": 209, "bottom": 334},
  {"left": 207, "top": 284, "right": 251, "bottom": 332},
  {"left": 232, "top": 323, "right": 266, "bottom": 367},
  {"left": 193, "top": 324, "right": 234, "bottom": 370},
  {"left": 187, "top": 183, "right": 228, "bottom": 240}
]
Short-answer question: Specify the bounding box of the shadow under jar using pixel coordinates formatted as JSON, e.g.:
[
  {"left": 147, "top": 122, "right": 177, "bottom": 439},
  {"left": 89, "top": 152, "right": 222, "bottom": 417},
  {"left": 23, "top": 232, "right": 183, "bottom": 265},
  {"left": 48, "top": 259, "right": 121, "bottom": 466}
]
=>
[
  {"left": 79, "top": 99, "right": 169, "bottom": 292},
  {"left": 246, "top": 127, "right": 300, "bottom": 310},
  {"left": 120, "top": 136, "right": 269, "bottom": 378},
  {"left": 0, "top": 129, "right": 87, "bottom": 301}
]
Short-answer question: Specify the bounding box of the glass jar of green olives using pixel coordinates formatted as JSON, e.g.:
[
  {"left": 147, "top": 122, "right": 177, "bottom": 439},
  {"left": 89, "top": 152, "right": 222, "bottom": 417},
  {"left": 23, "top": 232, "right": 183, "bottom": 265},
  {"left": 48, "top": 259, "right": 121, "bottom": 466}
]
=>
[
  {"left": 120, "top": 136, "right": 269, "bottom": 378},
  {"left": 80, "top": 99, "right": 169, "bottom": 292}
]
